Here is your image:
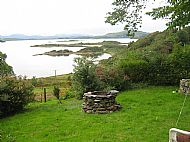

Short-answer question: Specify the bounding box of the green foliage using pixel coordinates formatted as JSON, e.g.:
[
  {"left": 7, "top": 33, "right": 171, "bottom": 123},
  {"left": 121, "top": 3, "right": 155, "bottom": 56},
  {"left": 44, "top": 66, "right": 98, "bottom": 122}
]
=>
[
  {"left": 96, "top": 65, "right": 130, "bottom": 91},
  {"left": 78, "top": 46, "right": 103, "bottom": 53},
  {"left": 72, "top": 57, "right": 102, "bottom": 99},
  {"left": 77, "top": 46, "right": 104, "bottom": 58},
  {"left": 64, "top": 88, "right": 76, "bottom": 100},
  {"left": 129, "top": 32, "right": 159, "bottom": 49},
  {"left": 167, "top": 45, "right": 190, "bottom": 84},
  {"left": 0, "top": 52, "right": 13, "bottom": 77},
  {"left": 106, "top": 0, "right": 145, "bottom": 33},
  {"left": 177, "top": 30, "right": 189, "bottom": 46},
  {"left": 100, "top": 28, "right": 190, "bottom": 86},
  {"left": 53, "top": 86, "right": 60, "bottom": 99},
  {"left": 119, "top": 46, "right": 190, "bottom": 85},
  {"left": 147, "top": 0, "right": 190, "bottom": 30},
  {"left": 106, "top": 0, "right": 190, "bottom": 33},
  {"left": 31, "top": 76, "right": 38, "bottom": 87},
  {"left": 0, "top": 76, "right": 34, "bottom": 117},
  {"left": 53, "top": 86, "right": 62, "bottom": 103}
]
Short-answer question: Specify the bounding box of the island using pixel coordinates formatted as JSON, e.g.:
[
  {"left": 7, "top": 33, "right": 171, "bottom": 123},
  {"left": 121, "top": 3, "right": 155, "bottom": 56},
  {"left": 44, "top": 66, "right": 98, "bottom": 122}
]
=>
[
  {"left": 33, "top": 47, "right": 104, "bottom": 58},
  {"left": 34, "top": 49, "right": 74, "bottom": 56},
  {"left": 0, "top": 39, "right": 5, "bottom": 42},
  {"left": 32, "top": 41, "right": 128, "bottom": 58}
]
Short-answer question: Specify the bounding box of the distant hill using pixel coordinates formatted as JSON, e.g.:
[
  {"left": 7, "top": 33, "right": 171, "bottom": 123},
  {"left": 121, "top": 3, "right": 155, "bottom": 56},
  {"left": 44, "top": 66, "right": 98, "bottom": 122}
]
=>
[
  {"left": 96, "top": 31, "right": 149, "bottom": 39},
  {"left": 0, "top": 31, "right": 148, "bottom": 41},
  {"left": 0, "top": 34, "right": 93, "bottom": 41}
]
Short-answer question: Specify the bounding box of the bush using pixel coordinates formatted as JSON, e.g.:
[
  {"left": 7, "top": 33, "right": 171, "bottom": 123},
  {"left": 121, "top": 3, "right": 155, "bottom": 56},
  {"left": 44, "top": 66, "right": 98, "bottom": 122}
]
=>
[
  {"left": 0, "top": 76, "right": 34, "bottom": 117},
  {"left": 0, "top": 52, "right": 14, "bottom": 77},
  {"left": 64, "top": 88, "right": 76, "bottom": 100},
  {"left": 177, "top": 30, "right": 189, "bottom": 46},
  {"left": 53, "top": 86, "right": 62, "bottom": 103},
  {"left": 96, "top": 65, "right": 130, "bottom": 90}
]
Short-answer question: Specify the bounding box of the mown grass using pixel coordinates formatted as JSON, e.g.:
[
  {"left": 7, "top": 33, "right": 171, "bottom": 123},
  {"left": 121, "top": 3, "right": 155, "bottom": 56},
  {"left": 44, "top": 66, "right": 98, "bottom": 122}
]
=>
[{"left": 1, "top": 86, "right": 190, "bottom": 142}]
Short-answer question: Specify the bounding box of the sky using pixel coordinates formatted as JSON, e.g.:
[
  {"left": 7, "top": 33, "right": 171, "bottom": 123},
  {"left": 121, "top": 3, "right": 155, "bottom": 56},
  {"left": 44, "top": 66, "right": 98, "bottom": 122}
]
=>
[{"left": 0, "top": 0, "right": 167, "bottom": 36}]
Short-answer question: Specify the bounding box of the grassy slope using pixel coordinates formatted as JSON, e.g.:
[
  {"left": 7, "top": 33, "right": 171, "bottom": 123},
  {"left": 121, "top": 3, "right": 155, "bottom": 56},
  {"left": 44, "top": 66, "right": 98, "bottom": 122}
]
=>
[{"left": 1, "top": 86, "right": 190, "bottom": 142}]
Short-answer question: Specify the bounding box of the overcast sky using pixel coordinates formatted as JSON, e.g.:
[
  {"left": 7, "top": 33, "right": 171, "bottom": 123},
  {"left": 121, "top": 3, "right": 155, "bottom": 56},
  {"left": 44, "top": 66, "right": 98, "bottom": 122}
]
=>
[{"left": 0, "top": 0, "right": 167, "bottom": 36}]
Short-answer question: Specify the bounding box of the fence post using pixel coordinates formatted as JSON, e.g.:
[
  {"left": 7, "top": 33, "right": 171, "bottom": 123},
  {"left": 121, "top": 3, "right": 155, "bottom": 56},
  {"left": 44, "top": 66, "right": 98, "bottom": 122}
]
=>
[
  {"left": 44, "top": 88, "right": 46, "bottom": 102},
  {"left": 40, "top": 93, "right": 42, "bottom": 103}
]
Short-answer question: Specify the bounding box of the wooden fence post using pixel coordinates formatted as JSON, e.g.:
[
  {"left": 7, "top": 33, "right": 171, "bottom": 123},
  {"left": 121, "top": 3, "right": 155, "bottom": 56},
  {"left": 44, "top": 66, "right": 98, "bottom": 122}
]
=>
[
  {"left": 44, "top": 88, "right": 46, "bottom": 102},
  {"left": 40, "top": 93, "right": 42, "bottom": 103}
]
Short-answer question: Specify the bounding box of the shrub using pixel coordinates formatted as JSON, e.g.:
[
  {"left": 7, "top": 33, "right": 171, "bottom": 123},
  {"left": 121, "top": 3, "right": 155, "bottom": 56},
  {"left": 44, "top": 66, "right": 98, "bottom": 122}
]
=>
[
  {"left": 53, "top": 86, "right": 62, "bottom": 103},
  {"left": 96, "top": 65, "right": 130, "bottom": 90},
  {"left": 0, "top": 76, "right": 34, "bottom": 117},
  {"left": 64, "top": 88, "right": 76, "bottom": 100},
  {"left": 0, "top": 52, "right": 14, "bottom": 77},
  {"left": 177, "top": 30, "right": 189, "bottom": 46}
]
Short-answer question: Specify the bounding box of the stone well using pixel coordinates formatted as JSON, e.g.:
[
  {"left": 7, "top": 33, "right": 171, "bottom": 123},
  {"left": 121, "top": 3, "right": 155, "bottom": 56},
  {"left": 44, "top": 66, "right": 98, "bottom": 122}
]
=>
[
  {"left": 82, "top": 90, "right": 121, "bottom": 114},
  {"left": 179, "top": 79, "right": 190, "bottom": 94}
]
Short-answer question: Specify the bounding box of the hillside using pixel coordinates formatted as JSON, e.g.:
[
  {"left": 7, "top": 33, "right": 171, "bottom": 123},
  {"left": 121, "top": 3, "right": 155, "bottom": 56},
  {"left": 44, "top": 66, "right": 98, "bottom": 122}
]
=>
[
  {"left": 96, "top": 31, "right": 148, "bottom": 39},
  {"left": 100, "top": 27, "right": 190, "bottom": 87}
]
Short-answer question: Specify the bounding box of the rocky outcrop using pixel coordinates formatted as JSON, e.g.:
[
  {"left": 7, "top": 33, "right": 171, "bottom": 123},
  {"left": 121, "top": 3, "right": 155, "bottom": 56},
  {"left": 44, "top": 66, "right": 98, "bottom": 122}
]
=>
[{"left": 82, "top": 90, "right": 121, "bottom": 114}]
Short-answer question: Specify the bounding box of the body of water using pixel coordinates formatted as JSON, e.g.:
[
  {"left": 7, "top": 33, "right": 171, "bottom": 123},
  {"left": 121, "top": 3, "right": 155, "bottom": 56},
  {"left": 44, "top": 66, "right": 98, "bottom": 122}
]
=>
[{"left": 0, "top": 38, "right": 136, "bottom": 78}]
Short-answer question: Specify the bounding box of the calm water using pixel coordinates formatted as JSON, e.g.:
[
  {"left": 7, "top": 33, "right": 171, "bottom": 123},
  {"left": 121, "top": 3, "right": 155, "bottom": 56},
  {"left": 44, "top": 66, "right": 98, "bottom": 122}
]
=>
[{"left": 0, "top": 38, "right": 136, "bottom": 78}]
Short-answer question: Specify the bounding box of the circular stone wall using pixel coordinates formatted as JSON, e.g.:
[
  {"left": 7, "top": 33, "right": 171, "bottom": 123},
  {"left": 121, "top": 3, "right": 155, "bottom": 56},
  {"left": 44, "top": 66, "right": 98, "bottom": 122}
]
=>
[
  {"left": 179, "top": 79, "right": 190, "bottom": 94},
  {"left": 82, "top": 90, "right": 121, "bottom": 114}
]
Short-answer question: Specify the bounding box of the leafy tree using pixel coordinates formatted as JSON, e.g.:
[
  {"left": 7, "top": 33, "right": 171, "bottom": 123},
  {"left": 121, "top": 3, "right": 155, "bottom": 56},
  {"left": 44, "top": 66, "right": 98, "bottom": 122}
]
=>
[
  {"left": 147, "top": 0, "right": 190, "bottom": 30},
  {"left": 0, "top": 52, "right": 13, "bottom": 76},
  {"left": 31, "top": 76, "right": 38, "bottom": 87},
  {"left": 106, "top": 0, "right": 190, "bottom": 33},
  {"left": 72, "top": 57, "right": 102, "bottom": 99}
]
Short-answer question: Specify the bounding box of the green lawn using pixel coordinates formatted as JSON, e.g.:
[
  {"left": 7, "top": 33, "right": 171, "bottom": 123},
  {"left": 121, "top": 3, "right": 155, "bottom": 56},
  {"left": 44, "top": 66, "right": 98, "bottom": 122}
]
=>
[{"left": 1, "top": 86, "right": 190, "bottom": 142}]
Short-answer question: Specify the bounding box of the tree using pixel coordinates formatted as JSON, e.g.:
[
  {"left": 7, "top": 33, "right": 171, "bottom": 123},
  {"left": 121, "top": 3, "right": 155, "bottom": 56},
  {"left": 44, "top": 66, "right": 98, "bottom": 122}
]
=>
[
  {"left": 72, "top": 57, "right": 102, "bottom": 99},
  {"left": 0, "top": 52, "right": 13, "bottom": 76},
  {"left": 106, "top": 0, "right": 190, "bottom": 33}
]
